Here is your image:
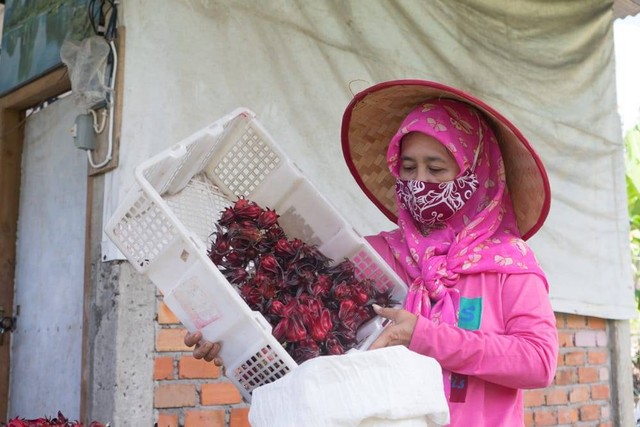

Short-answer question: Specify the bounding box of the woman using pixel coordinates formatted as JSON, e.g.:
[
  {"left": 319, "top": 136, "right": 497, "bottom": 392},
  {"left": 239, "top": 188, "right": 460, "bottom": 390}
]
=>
[
  {"left": 342, "top": 80, "right": 558, "bottom": 426},
  {"left": 186, "top": 79, "right": 558, "bottom": 426}
]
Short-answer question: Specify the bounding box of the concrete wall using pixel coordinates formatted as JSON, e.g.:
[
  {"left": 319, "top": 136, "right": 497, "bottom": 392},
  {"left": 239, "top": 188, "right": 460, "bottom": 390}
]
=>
[
  {"left": 86, "top": 173, "right": 155, "bottom": 425},
  {"left": 87, "top": 259, "right": 155, "bottom": 426}
]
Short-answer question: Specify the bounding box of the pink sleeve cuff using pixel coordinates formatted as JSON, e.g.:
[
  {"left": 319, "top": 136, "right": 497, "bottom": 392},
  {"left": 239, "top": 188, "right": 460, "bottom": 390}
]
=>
[{"left": 408, "top": 314, "right": 434, "bottom": 356}]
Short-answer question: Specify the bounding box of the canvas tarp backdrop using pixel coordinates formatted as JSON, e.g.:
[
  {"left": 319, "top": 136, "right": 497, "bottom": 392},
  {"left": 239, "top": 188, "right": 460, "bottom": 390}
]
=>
[{"left": 103, "top": 0, "right": 634, "bottom": 319}]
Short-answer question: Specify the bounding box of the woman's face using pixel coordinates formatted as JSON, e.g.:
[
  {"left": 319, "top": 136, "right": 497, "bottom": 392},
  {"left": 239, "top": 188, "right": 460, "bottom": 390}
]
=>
[{"left": 399, "top": 132, "right": 460, "bottom": 182}]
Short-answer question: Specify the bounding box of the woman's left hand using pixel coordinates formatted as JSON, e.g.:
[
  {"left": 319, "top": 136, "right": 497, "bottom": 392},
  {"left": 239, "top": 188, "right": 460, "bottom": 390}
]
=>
[{"left": 369, "top": 304, "right": 418, "bottom": 350}]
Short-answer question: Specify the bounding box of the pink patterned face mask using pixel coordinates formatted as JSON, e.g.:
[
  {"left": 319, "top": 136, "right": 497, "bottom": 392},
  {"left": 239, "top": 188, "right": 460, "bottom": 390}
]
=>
[{"left": 396, "top": 168, "right": 479, "bottom": 229}]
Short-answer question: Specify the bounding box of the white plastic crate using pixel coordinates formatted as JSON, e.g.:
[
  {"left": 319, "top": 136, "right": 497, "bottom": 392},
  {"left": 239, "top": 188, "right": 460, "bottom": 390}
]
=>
[{"left": 105, "top": 108, "right": 407, "bottom": 401}]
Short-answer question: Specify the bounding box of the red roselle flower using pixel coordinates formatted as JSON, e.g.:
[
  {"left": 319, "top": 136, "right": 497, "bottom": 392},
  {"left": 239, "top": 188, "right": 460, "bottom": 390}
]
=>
[
  {"left": 332, "top": 281, "right": 351, "bottom": 300},
  {"left": 274, "top": 238, "right": 296, "bottom": 259},
  {"left": 327, "top": 259, "right": 356, "bottom": 283},
  {"left": 310, "top": 276, "right": 331, "bottom": 297},
  {"left": 265, "top": 226, "right": 286, "bottom": 242},
  {"left": 210, "top": 231, "right": 231, "bottom": 255},
  {"left": 351, "top": 285, "right": 370, "bottom": 305},
  {"left": 257, "top": 208, "right": 279, "bottom": 229},
  {"left": 325, "top": 333, "right": 345, "bottom": 355},
  {"left": 223, "top": 267, "right": 247, "bottom": 285},
  {"left": 267, "top": 299, "right": 285, "bottom": 316},
  {"left": 223, "top": 251, "right": 245, "bottom": 268},
  {"left": 218, "top": 206, "right": 236, "bottom": 226},
  {"left": 291, "top": 338, "right": 321, "bottom": 363},
  {"left": 339, "top": 299, "right": 369, "bottom": 332},
  {"left": 234, "top": 197, "right": 250, "bottom": 209},
  {"left": 273, "top": 314, "right": 307, "bottom": 342},
  {"left": 258, "top": 254, "right": 280, "bottom": 275},
  {"left": 6, "top": 412, "right": 107, "bottom": 427},
  {"left": 234, "top": 203, "right": 262, "bottom": 220},
  {"left": 240, "top": 284, "right": 264, "bottom": 310},
  {"left": 233, "top": 224, "right": 262, "bottom": 244},
  {"left": 290, "top": 239, "right": 304, "bottom": 250},
  {"left": 257, "top": 281, "right": 278, "bottom": 301},
  {"left": 310, "top": 308, "right": 333, "bottom": 341}
]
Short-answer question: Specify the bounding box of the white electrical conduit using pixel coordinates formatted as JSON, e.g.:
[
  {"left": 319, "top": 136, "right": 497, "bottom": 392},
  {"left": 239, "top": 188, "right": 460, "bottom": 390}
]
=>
[
  {"left": 87, "top": 39, "right": 117, "bottom": 169},
  {"left": 89, "top": 108, "right": 108, "bottom": 133}
]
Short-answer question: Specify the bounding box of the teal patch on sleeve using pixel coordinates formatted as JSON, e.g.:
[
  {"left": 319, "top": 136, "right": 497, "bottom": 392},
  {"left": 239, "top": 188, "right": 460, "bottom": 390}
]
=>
[{"left": 458, "top": 297, "right": 482, "bottom": 330}]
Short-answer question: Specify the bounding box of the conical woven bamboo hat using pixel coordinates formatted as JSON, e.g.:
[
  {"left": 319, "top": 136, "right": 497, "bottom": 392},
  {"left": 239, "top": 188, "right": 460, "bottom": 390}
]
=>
[{"left": 341, "top": 79, "right": 550, "bottom": 240}]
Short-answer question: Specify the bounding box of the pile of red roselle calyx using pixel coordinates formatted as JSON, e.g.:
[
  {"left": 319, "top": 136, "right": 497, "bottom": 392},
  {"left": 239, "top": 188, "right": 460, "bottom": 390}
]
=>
[
  {"left": 6, "top": 411, "right": 107, "bottom": 427},
  {"left": 208, "top": 198, "right": 395, "bottom": 364}
]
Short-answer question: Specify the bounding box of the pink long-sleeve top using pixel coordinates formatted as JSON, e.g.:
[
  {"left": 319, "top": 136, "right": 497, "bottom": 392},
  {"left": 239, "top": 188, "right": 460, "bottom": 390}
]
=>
[{"left": 367, "top": 234, "right": 558, "bottom": 427}]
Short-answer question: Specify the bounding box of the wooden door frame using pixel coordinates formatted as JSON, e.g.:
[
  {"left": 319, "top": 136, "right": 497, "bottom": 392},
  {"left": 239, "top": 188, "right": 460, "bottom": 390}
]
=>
[{"left": 0, "top": 67, "right": 73, "bottom": 422}]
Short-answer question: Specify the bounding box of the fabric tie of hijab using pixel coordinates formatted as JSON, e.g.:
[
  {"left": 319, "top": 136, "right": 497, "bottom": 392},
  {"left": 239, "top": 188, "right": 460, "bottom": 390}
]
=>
[
  {"left": 381, "top": 98, "right": 548, "bottom": 326},
  {"left": 405, "top": 276, "right": 461, "bottom": 326}
]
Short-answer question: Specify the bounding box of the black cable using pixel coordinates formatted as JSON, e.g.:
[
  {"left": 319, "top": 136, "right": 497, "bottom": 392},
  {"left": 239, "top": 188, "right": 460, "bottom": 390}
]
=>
[
  {"left": 105, "top": 0, "right": 118, "bottom": 41},
  {"left": 87, "top": 0, "right": 103, "bottom": 36},
  {"left": 85, "top": 0, "right": 119, "bottom": 92}
]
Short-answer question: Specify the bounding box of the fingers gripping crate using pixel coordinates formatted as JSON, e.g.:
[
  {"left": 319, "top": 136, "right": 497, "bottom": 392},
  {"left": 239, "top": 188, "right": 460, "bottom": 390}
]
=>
[{"left": 105, "top": 108, "right": 407, "bottom": 401}]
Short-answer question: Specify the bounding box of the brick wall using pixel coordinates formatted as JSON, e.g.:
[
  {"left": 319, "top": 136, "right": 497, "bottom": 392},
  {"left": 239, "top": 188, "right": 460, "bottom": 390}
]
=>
[
  {"left": 154, "top": 302, "right": 614, "bottom": 427},
  {"left": 154, "top": 299, "right": 251, "bottom": 427},
  {"left": 525, "top": 313, "right": 612, "bottom": 427}
]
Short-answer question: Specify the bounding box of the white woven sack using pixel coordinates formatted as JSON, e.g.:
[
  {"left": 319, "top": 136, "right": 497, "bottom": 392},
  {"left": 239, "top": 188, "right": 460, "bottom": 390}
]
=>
[{"left": 249, "top": 346, "right": 449, "bottom": 427}]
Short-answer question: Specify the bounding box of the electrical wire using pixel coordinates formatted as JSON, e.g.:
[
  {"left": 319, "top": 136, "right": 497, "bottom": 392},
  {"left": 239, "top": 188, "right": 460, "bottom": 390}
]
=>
[
  {"left": 87, "top": 39, "right": 117, "bottom": 169},
  {"left": 85, "top": 0, "right": 119, "bottom": 169},
  {"left": 89, "top": 108, "right": 107, "bottom": 133}
]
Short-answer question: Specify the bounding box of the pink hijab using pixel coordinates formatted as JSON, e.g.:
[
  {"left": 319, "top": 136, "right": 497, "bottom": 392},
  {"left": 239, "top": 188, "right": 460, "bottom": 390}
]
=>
[{"left": 380, "top": 99, "right": 547, "bottom": 325}]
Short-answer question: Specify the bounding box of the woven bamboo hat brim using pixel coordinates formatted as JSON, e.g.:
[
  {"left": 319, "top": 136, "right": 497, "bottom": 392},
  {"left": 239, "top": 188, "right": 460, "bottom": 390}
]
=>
[{"left": 341, "top": 80, "right": 550, "bottom": 240}]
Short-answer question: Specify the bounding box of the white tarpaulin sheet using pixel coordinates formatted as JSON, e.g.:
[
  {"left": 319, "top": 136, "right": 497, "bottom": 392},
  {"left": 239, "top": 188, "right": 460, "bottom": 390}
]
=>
[{"left": 109, "top": 0, "right": 635, "bottom": 319}]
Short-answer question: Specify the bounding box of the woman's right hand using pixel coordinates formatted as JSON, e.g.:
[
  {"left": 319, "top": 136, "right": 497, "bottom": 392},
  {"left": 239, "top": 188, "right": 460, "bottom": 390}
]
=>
[{"left": 184, "top": 331, "right": 224, "bottom": 366}]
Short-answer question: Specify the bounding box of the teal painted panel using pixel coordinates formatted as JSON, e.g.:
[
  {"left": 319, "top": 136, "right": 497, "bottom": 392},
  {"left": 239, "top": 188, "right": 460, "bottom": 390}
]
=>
[{"left": 0, "top": 0, "right": 92, "bottom": 96}]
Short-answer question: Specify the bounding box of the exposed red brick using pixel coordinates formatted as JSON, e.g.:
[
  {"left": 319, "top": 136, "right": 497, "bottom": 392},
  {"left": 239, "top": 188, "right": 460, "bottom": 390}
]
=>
[
  {"left": 546, "top": 387, "right": 568, "bottom": 405},
  {"left": 156, "top": 328, "right": 191, "bottom": 352},
  {"left": 179, "top": 355, "right": 221, "bottom": 379},
  {"left": 566, "top": 314, "right": 586, "bottom": 328},
  {"left": 554, "top": 368, "right": 577, "bottom": 385},
  {"left": 578, "top": 367, "right": 599, "bottom": 383},
  {"left": 587, "top": 317, "right": 607, "bottom": 330},
  {"left": 524, "top": 409, "right": 534, "bottom": 427},
  {"left": 557, "top": 331, "right": 573, "bottom": 348},
  {"left": 230, "top": 407, "right": 251, "bottom": 427},
  {"left": 564, "top": 350, "right": 585, "bottom": 366},
  {"left": 154, "top": 356, "right": 174, "bottom": 380},
  {"left": 528, "top": 313, "right": 610, "bottom": 426},
  {"left": 154, "top": 384, "right": 196, "bottom": 408},
  {"left": 524, "top": 389, "right": 545, "bottom": 407},
  {"left": 201, "top": 382, "right": 243, "bottom": 405},
  {"left": 156, "top": 412, "right": 179, "bottom": 427},
  {"left": 588, "top": 350, "right": 608, "bottom": 365},
  {"left": 184, "top": 410, "right": 225, "bottom": 427},
  {"left": 555, "top": 313, "right": 566, "bottom": 328},
  {"left": 569, "top": 385, "right": 590, "bottom": 403},
  {"left": 580, "top": 404, "right": 601, "bottom": 421},
  {"left": 557, "top": 407, "right": 579, "bottom": 424},
  {"left": 533, "top": 408, "right": 557, "bottom": 426},
  {"left": 591, "top": 384, "right": 610, "bottom": 400}
]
